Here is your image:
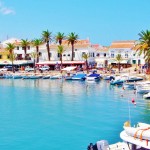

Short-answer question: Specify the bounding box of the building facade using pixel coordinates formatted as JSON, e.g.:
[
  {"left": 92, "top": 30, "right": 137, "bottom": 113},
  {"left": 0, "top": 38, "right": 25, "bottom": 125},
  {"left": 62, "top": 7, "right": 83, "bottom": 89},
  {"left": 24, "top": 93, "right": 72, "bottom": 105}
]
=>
[{"left": 108, "top": 40, "right": 145, "bottom": 67}]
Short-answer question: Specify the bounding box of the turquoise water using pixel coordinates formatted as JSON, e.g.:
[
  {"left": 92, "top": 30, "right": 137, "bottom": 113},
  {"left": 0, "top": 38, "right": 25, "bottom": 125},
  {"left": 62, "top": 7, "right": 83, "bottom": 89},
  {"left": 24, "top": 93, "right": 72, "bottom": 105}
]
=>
[{"left": 0, "top": 79, "right": 150, "bottom": 150}]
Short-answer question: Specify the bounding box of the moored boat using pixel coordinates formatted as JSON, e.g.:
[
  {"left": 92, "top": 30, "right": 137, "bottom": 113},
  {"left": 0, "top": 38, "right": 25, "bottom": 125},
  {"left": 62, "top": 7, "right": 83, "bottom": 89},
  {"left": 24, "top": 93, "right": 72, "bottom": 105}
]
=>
[
  {"left": 42, "top": 75, "right": 51, "bottom": 79},
  {"left": 120, "top": 125, "right": 150, "bottom": 149},
  {"left": 143, "top": 92, "right": 150, "bottom": 99},
  {"left": 86, "top": 73, "right": 101, "bottom": 81},
  {"left": 71, "top": 72, "right": 86, "bottom": 80}
]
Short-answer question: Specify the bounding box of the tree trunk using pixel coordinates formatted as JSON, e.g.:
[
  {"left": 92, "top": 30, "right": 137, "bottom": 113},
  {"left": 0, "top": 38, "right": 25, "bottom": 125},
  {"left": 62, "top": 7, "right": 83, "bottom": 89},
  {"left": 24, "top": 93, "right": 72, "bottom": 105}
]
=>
[
  {"left": 71, "top": 43, "right": 74, "bottom": 61},
  {"left": 147, "top": 60, "right": 150, "bottom": 74},
  {"left": 60, "top": 54, "right": 62, "bottom": 70},
  {"left": 118, "top": 62, "right": 120, "bottom": 73},
  {"left": 34, "top": 59, "right": 36, "bottom": 73},
  {"left": 12, "top": 60, "right": 15, "bottom": 73},
  {"left": 86, "top": 60, "right": 88, "bottom": 74},
  {"left": 24, "top": 47, "right": 27, "bottom": 60},
  {"left": 47, "top": 41, "right": 50, "bottom": 61},
  {"left": 36, "top": 46, "right": 39, "bottom": 63}
]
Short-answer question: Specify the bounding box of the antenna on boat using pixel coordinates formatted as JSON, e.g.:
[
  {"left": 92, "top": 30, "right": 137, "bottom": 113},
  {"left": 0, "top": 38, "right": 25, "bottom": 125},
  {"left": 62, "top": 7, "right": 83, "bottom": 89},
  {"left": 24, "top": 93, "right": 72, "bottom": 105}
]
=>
[{"left": 128, "top": 98, "right": 131, "bottom": 125}]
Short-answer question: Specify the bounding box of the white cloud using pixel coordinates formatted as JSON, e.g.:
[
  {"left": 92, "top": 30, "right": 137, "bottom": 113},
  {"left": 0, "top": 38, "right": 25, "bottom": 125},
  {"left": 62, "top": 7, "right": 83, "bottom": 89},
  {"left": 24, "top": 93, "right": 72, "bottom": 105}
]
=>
[{"left": 0, "top": 1, "right": 15, "bottom": 15}]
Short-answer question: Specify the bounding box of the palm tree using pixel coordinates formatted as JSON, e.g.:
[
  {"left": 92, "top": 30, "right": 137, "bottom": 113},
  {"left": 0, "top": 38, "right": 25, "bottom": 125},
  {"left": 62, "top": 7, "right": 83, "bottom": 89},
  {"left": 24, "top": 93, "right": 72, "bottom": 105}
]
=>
[
  {"left": 57, "top": 45, "right": 65, "bottom": 69},
  {"left": 32, "top": 39, "right": 43, "bottom": 63},
  {"left": 67, "top": 32, "right": 78, "bottom": 61},
  {"left": 5, "top": 43, "right": 16, "bottom": 73},
  {"left": 20, "top": 39, "right": 30, "bottom": 60},
  {"left": 115, "top": 54, "right": 123, "bottom": 73},
  {"left": 82, "top": 53, "right": 89, "bottom": 73},
  {"left": 135, "top": 30, "right": 150, "bottom": 73},
  {"left": 30, "top": 52, "right": 38, "bottom": 73},
  {"left": 42, "top": 30, "right": 52, "bottom": 61},
  {"left": 55, "top": 32, "right": 65, "bottom": 45}
]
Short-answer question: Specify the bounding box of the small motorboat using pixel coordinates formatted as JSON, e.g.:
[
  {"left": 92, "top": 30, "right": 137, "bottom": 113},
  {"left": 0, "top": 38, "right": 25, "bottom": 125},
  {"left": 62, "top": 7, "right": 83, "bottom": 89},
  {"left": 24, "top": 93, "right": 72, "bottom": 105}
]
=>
[
  {"left": 22, "top": 75, "right": 30, "bottom": 79},
  {"left": 42, "top": 75, "right": 51, "bottom": 79},
  {"left": 71, "top": 72, "right": 86, "bottom": 80},
  {"left": 13, "top": 75, "right": 22, "bottom": 79},
  {"left": 50, "top": 74, "right": 62, "bottom": 79},
  {"left": 127, "top": 76, "right": 143, "bottom": 82},
  {"left": 86, "top": 73, "right": 101, "bottom": 81},
  {"left": 143, "top": 92, "right": 150, "bottom": 99},
  {"left": 123, "top": 82, "right": 136, "bottom": 89},
  {"left": 29, "top": 75, "right": 41, "bottom": 79},
  {"left": 110, "top": 76, "right": 124, "bottom": 85}
]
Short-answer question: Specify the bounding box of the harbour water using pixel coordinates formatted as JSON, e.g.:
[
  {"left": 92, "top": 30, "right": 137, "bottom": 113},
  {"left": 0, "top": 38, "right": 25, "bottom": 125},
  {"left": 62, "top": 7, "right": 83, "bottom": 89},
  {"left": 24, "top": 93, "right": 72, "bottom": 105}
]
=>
[{"left": 0, "top": 79, "right": 150, "bottom": 150}]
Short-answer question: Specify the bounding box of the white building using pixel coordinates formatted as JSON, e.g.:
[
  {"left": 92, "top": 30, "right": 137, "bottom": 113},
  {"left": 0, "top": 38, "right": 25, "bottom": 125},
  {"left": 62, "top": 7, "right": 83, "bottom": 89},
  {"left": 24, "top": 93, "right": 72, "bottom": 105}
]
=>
[
  {"left": 108, "top": 40, "right": 145, "bottom": 67},
  {"left": 38, "top": 39, "right": 95, "bottom": 62},
  {"left": 94, "top": 46, "right": 109, "bottom": 68},
  {"left": 2, "top": 38, "right": 34, "bottom": 60},
  {"left": 1, "top": 38, "right": 97, "bottom": 68}
]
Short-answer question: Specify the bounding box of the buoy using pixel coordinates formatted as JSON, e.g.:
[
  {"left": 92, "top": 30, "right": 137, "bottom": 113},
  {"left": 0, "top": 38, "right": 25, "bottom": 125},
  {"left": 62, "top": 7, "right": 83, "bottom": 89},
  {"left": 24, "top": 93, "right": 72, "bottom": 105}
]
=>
[
  {"left": 131, "top": 98, "right": 135, "bottom": 103},
  {"left": 131, "top": 98, "right": 136, "bottom": 105}
]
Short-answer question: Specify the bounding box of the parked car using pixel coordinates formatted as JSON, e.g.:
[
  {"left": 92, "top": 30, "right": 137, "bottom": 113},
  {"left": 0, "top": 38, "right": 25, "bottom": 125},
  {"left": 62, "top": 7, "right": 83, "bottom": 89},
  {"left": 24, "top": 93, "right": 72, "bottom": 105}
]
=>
[
  {"left": 25, "top": 66, "right": 34, "bottom": 72},
  {"left": 5, "top": 66, "right": 19, "bottom": 71},
  {"left": 39, "top": 66, "right": 50, "bottom": 71}
]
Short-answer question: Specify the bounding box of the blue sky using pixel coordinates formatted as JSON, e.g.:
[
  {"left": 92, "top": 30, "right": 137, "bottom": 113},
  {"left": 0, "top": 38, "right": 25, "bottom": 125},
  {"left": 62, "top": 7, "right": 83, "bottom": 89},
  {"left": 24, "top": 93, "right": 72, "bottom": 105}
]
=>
[{"left": 0, "top": 0, "right": 150, "bottom": 46}]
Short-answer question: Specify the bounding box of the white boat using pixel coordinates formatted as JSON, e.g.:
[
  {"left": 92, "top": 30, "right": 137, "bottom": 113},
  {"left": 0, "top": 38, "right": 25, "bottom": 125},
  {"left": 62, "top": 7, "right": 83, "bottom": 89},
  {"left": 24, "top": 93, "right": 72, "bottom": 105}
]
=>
[
  {"left": 127, "top": 76, "right": 143, "bottom": 82},
  {"left": 42, "top": 75, "right": 51, "bottom": 79},
  {"left": 120, "top": 122, "right": 150, "bottom": 149},
  {"left": 134, "top": 81, "right": 150, "bottom": 90},
  {"left": 22, "top": 75, "right": 30, "bottom": 79},
  {"left": 50, "top": 74, "right": 62, "bottom": 79},
  {"left": 123, "top": 82, "right": 136, "bottom": 89},
  {"left": 120, "top": 125, "right": 150, "bottom": 149},
  {"left": 13, "top": 74, "right": 22, "bottom": 79},
  {"left": 143, "top": 92, "right": 150, "bottom": 99},
  {"left": 102, "top": 75, "right": 115, "bottom": 80},
  {"left": 87, "top": 122, "right": 150, "bottom": 150},
  {"left": 136, "top": 86, "right": 150, "bottom": 94},
  {"left": 29, "top": 74, "right": 42, "bottom": 79}
]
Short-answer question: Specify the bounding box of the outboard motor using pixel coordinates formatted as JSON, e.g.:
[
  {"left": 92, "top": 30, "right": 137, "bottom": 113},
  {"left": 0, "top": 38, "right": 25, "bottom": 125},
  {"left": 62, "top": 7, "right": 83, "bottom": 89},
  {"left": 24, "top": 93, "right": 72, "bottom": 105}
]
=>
[{"left": 96, "top": 140, "right": 109, "bottom": 150}]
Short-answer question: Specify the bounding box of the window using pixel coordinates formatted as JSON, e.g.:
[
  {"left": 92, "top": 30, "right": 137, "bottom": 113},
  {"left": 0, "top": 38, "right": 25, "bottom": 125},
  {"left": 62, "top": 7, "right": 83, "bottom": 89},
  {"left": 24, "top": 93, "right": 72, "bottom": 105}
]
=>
[
  {"left": 0, "top": 55, "right": 2, "bottom": 59},
  {"left": 93, "top": 53, "right": 95, "bottom": 57},
  {"left": 50, "top": 52, "right": 52, "bottom": 57},
  {"left": 111, "top": 53, "right": 114, "bottom": 58},
  {"left": 7, "top": 55, "right": 10, "bottom": 59},
  {"left": 82, "top": 52, "right": 85, "bottom": 57},
  {"left": 39, "top": 52, "right": 42, "bottom": 56},
  {"left": 22, "top": 47, "right": 25, "bottom": 50},
  {"left": 63, "top": 54, "right": 66, "bottom": 56},
  {"left": 125, "top": 54, "right": 128, "bottom": 58},
  {"left": 58, "top": 53, "right": 60, "bottom": 57},
  {"left": 96, "top": 53, "right": 100, "bottom": 57},
  {"left": 17, "top": 46, "right": 19, "bottom": 50},
  {"left": 132, "top": 60, "right": 136, "bottom": 64},
  {"left": 75, "top": 49, "right": 77, "bottom": 51},
  {"left": 73, "top": 52, "right": 75, "bottom": 58},
  {"left": 104, "top": 53, "right": 106, "bottom": 57},
  {"left": 27, "top": 46, "right": 30, "bottom": 50},
  {"left": 68, "top": 54, "right": 70, "bottom": 56}
]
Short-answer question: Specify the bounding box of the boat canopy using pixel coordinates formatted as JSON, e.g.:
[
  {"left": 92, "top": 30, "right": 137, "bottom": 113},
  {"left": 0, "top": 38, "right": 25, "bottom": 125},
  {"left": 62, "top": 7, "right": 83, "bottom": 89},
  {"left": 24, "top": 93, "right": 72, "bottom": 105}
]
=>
[
  {"left": 61, "top": 66, "right": 76, "bottom": 71},
  {"left": 88, "top": 74, "right": 100, "bottom": 77}
]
